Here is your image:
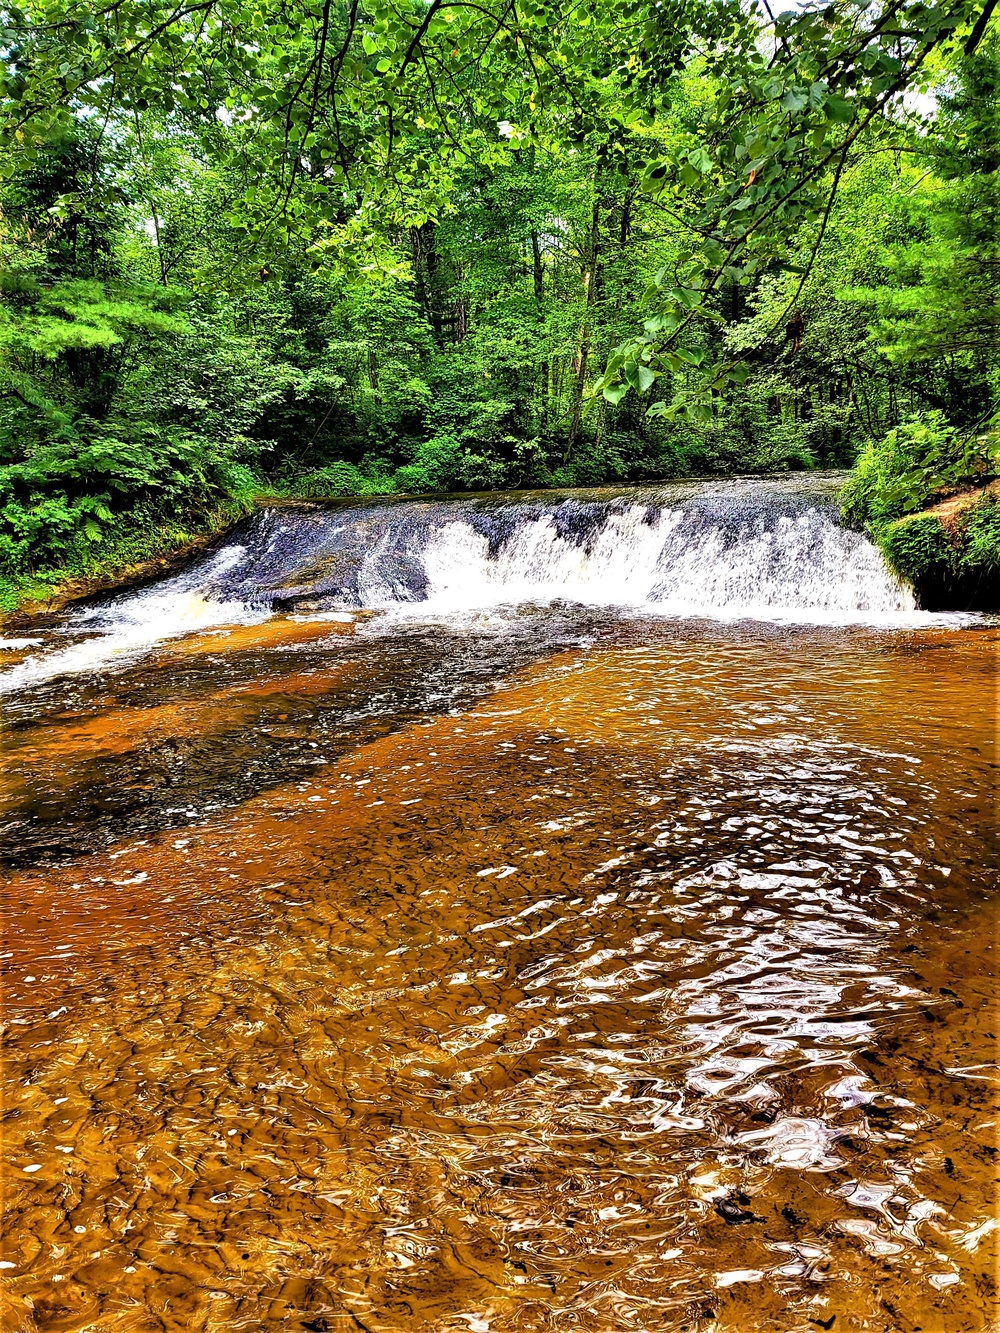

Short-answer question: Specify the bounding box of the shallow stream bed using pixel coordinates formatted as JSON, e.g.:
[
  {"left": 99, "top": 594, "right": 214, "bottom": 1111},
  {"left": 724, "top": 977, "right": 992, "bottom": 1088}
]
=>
[{"left": 2, "top": 481, "right": 997, "bottom": 1332}]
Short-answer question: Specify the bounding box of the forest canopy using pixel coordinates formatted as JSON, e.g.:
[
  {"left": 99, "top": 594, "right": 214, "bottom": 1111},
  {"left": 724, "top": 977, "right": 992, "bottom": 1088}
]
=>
[{"left": 0, "top": 0, "right": 997, "bottom": 601}]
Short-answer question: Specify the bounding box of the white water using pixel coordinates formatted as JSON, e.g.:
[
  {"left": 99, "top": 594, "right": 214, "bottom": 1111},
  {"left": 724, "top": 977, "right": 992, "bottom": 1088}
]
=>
[
  {"left": 407, "top": 507, "right": 915, "bottom": 620},
  {"left": 0, "top": 548, "right": 266, "bottom": 696},
  {"left": 0, "top": 488, "right": 964, "bottom": 695}
]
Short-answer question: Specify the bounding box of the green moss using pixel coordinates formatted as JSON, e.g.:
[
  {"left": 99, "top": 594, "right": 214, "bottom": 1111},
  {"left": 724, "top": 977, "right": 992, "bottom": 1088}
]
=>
[
  {"left": 872, "top": 492, "right": 1000, "bottom": 610},
  {"left": 877, "top": 514, "right": 955, "bottom": 584}
]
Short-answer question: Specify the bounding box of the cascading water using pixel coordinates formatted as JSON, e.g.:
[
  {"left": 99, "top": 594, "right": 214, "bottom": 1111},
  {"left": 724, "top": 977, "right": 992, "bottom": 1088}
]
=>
[
  {"left": 204, "top": 473, "right": 915, "bottom": 617},
  {"left": 4, "top": 468, "right": 997, "bottom": 1333},
  {"left": 0, "top": 474, "right": 923, "bottom": 693},
  {"left": 414, "top": 502, "right": 906, "bottom": 614}
]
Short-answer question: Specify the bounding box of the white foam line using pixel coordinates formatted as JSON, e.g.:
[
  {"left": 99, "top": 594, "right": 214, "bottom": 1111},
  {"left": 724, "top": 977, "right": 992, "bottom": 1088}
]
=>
[
  {"left": 372, "top": 506, "right": 929, "bottom": 624},
  {"left": 0, "top": 547, "right": 265, "bottom": 695}
]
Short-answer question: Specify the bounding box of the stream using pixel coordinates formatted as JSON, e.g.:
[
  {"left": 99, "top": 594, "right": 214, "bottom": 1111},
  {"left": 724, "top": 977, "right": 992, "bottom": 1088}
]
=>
[{"left": 1, "top": 473, "right": 997, "bottom": 1333}]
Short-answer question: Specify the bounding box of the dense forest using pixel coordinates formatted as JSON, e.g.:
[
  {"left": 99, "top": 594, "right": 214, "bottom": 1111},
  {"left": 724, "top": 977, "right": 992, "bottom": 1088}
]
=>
[{"left": 0, "top": 0, "right": 997, "bottom": 608}]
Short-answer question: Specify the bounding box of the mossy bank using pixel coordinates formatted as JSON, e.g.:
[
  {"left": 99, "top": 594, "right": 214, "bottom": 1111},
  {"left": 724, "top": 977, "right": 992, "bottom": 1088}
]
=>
[
  {"left": 841, "top": 417, "right": 1000, "bottom": 612},
  {"left": 877, "top": 485, "right": 1000, "bottom": 611}
]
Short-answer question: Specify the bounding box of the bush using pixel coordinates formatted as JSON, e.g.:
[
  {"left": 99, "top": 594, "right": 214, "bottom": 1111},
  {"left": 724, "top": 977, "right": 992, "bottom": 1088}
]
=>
[
  {"left": 841, "top": 413, "right": 999, "bottom": 530},
  {"left": 0, "top": 498, "right": 256, "bottom": 614},
  {"left": 0, "top": 424, "right": 251, "bottom": 575},
  {"left": 292, "top": 462, "right": 367, "bottom": 497},
  {"left": 392, "top": 434, "right": 463, "bottom": 493},
  {"left": 958, "top": 493, "right": 1000, "bottom": 572},
  {"left": 877, "top": 514, "right": 955, "bottom": 583}
]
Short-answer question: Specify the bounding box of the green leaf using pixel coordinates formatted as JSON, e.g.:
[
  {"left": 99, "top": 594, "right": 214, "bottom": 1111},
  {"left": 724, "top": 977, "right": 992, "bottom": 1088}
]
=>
[
  {"left": 688, "top": 147, "right": 713, "bottom": 173},
  {"left": 825, "top": 96, "right": 854, "bottom": 122}
]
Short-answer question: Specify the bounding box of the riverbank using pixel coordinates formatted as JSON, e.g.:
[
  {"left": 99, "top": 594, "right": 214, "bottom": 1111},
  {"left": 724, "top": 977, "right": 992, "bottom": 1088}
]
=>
[
  {"left": 873, "top": 480, "right": 1000, "bottom": 612},
  {"left": 1, "top": 465, "right": 449, "bottom": 623},
  {"left": 0, "top": 497, "right": 265, "bottom": 627}
]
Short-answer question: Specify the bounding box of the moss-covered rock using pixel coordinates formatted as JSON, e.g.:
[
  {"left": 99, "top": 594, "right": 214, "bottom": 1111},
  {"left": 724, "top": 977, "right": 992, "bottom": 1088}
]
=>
[
  {"left": 875, "top": 490, "right": 1000, "bottom": 611},
  {"left": 959, "top": 494, "right": 1000, "bottom": 575},
  {"left": 879, "top": 515, "right": 954, "bottom": 584}
]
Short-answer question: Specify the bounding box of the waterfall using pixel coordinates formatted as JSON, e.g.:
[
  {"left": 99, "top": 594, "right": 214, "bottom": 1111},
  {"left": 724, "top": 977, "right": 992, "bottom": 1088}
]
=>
[
  {"left": 214, "top": 475, "right": 915, "bottom": 617},
  {"left": 413, "top": 504, "right": 906, "bottom": 615},
  {"left": 0, "top": 475, "right": 931, "bottom": 692}
]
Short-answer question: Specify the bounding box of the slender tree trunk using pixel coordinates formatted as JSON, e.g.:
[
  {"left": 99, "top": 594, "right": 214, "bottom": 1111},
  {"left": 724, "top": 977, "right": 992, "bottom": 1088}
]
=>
[
  {"left": 531, "top": 231, "right": 544, "bottom": 301},
  {"left": 619, "top": 186, "right": 634, "bottom": 246},
  {"left": 565, "top": 318, "right": 591, "bottom": 464},
  {"left": 133, "top": 111, "right": 168, "bottom": 285},
  {"left": 541, "top": 354, "right": 553, "bottom": 436},
  {"left": 367, "top": 347, "right": 379, "bottom": 393},
  {"left": 411, "top": 223, "right": 444, "bottom": 346},
  {"left": 565, "top": 191, "right": 602, "bottom": 465},
  {"left": 453, "top": 262, "right": 467, "bottom": 342},
  {"left": 149, "top": 201, "right": 168, "bottom": 285}
]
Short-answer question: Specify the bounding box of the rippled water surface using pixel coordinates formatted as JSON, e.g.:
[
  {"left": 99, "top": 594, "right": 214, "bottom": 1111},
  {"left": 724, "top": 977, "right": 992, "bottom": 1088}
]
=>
[{"left": 2, "top": 602, "right": 997, "bottom": 1332}]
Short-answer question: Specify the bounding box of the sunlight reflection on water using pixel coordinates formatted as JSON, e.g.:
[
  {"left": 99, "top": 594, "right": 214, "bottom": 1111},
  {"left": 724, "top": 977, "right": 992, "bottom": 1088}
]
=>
[{"left": 1, "top": 607, "right": 997, "bottom": 1333}]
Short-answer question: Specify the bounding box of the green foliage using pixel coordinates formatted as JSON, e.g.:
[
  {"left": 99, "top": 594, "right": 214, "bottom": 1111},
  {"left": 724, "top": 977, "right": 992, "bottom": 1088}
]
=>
[
  {"left": 878, "top": 514, "right": 955, "bottom": 584},
  {"left": 842, "top": 409, "right": 1000, "bottom": 604},
  {"left": 841, "top": 414, "right": 999, "bottom": 530},
  {"left": 393, "top": 435, "right": 465, "bottom": 494},
  {"left": 0, "top": 496, "right": 256, "bottom": 614},
  {"left": 871, "top": 496, "right": 1000, "bottom": 609},
  {"left": 292, "top": 463, "right": 369, "bottom": 498},
  {"left": 0, "top": 426, "right": 254, "bottom": 572},
  {"left": 291, "top": 461, "right": 408, "bottom": 497},
  {"left": 3, "top": 0, "right": 990, "bottom": 427},
  {"left": 958, "top": 493, "right": 1000, "bottom": 572}
]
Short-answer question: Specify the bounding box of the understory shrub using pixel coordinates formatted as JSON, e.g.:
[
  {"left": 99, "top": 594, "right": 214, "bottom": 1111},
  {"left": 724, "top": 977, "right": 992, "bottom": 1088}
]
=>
[
  {"left": 292, "top": 462, "right": 368, "bottom": 497},
  {"left": 0, "top": 425, "right": 257, "bottom": 577},
  {"left": 0, "top": 496, "right": 256, "bottom": 614},
  {"left": 841, "top": 413, "right": 999, "bottom": 530},
  {"left": 957, "top": 493, "right": 1000, "bottom": 572},
  {"left": 842, "top": 415, "right": 1000, "bottom": 605}
]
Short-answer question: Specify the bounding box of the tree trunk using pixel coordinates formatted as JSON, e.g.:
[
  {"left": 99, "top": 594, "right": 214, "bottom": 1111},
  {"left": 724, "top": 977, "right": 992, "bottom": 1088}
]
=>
[
  {"left": 411, "top": 223, "right": 444, "bottom": 346},
  {"left": 564, "top": 191, "right": 602, "bottom": 465},
  {"left": 619, "top": 187, "right": 634, "bottom": 247},
  {"left": 453, "top": 262, "right": 467, "bottom": 342},
  {"left": 531, "top": 231, "right": 544, "bottom": 301}
]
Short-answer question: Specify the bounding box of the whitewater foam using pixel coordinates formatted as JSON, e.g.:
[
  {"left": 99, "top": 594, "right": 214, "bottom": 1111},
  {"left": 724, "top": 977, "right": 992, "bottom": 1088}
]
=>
[
  {"left": 1, "top": 477, "right": 973, "bottom": 694},
  {"left": 408, "top": 505, "right": 913, "bottom": 618},
  {"left": 0, "top": 548, "right": 264, "bottom": 695}
]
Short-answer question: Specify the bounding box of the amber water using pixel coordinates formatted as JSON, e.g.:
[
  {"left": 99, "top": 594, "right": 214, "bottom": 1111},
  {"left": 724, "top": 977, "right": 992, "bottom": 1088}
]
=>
[{"left": 2, "top": 485, "right": 998, "bottom": 1332}]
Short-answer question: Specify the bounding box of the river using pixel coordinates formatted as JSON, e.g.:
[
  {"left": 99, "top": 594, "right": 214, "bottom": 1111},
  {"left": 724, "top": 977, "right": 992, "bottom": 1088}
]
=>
[{"left": 1, "top": 474, "right": 997, "bottom": 1332}]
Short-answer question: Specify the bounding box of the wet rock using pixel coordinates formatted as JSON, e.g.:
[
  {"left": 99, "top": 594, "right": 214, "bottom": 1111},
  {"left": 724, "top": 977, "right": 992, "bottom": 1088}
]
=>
[{"left": 715, "top": 1196, "right": 763, "bottom": 1225}]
